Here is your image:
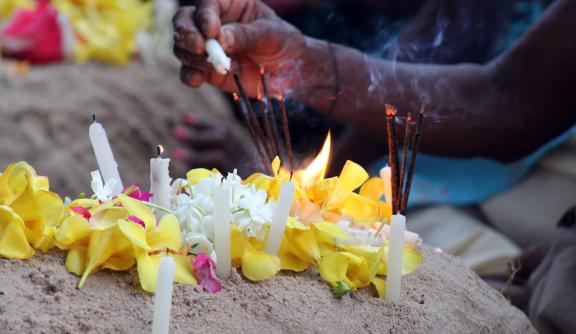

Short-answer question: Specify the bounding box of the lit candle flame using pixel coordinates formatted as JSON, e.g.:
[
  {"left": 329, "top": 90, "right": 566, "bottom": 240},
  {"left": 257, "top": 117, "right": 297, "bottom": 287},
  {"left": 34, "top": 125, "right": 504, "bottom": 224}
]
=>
[
  {"left": 157, "top": 145, "right": 164, "bottom": 157},
  {"left": 291, "top": 131, "right": 331, "bottom": 187}
]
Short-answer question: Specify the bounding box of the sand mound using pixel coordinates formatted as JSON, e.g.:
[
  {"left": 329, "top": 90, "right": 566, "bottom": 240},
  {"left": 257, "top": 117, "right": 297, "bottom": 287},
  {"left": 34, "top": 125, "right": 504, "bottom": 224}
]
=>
[
  {"left": 0, "top": 247, "right": 535, "bottom": 333},
  {"left": 0, "top": 61, "right": 230, "bottom": 196}
]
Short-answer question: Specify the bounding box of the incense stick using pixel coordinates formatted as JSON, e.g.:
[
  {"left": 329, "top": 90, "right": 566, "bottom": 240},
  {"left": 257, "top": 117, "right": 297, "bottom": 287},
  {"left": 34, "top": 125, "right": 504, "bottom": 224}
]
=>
[
  {"left": 233, "top": 73, "right": 270, "bottom": 162},
  {"left": 233, "top": 94, "right": 271, "bottom": 173},
  {"left": 397, "top": 113, "right": 412, "bottom": 213},
  {"left": 385, "top": 104, "right": 400, "bottom": 214},
  {"left": 278, "top": 95, "right": 296, "bottom": 170},
  {"left": 257, "top": 94, "right": 277, "bottom": 158},
  {"left": 259, "top": 68, "right": 281, "bottom": 158},
  {"left": 400, "top": 103, "right": 425, "bottom": 213}
]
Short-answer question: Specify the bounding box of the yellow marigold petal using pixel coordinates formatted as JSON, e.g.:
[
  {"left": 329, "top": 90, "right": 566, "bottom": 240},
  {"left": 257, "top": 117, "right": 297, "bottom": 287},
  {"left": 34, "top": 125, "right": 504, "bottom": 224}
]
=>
[
  {"left": 371, "top": 277, "right": 386, "bottom": 298},
  {"left": 242, "top": 250, "right": 280, "bottom": 281},
  {"left": 319, "top": 252, "right": 349, "bottom": 284},
  {"left": 118, "top": 219, "right": 150, "bottom": 250},
  {"left": 326, "top": 160, "right": 369, "bottom": 210},
  {"left": 186, "top": 168, "right": 212, "bottom": 185},
  {"left": 0, "top": 206, "right": 34, "bottom": 259},
  {"left": 147, "top": 214, "right": 182, "bottom": 251},
  {"left": 55, "top": 215, "right": 91, "bottom": 249},
  {"left": 117, "top": 194, "right": 155, "bottom": 229},
  {"left": 65, "top": 246, "right": 88, "bottom": 276},
  {"left": 359, "top": 177, "right": 385, "bottom": 201}
]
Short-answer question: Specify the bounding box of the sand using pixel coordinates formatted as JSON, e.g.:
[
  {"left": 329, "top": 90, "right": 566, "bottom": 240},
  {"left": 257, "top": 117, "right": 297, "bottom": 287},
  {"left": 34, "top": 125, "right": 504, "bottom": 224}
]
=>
[
  {"left": 0, "top": 60, "right": 232, "bottom": 196},
  {"left": 0, "top": 247, "right": 535, "bottom": 334}
]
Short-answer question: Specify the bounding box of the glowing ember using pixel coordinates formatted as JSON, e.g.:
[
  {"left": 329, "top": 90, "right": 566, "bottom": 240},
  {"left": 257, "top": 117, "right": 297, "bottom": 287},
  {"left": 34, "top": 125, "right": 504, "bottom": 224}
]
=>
[
  {"left": 385, "top": 104, "right": 397, "bottom": 117},
  {"left": 292, "top": 132, "right": 331, "bottom": 187}
]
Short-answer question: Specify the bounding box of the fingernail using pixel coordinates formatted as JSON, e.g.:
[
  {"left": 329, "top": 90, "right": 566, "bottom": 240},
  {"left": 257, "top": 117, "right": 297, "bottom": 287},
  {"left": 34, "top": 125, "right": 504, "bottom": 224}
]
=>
[
  {"left": 172, "top": 126, "right": 188, "bottom": 140},
  {"left": 172, "top": 147, "right": 190, "bottom": 161},
  {"left": 182, "top": 113, "right": 198, "bottom": 125}
]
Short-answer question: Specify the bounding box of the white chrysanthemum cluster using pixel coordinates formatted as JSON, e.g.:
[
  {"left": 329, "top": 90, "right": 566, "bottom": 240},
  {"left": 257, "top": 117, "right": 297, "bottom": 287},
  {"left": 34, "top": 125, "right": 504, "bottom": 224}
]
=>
[{"left": 172, "top": 171, "right": 276, "bottom": 259}]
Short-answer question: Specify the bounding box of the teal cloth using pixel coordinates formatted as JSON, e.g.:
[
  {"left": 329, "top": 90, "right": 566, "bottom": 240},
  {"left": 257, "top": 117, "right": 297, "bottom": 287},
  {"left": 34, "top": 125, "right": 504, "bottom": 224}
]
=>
[{"left": 372, "top": 126, "right": 576, "bottom": 206}]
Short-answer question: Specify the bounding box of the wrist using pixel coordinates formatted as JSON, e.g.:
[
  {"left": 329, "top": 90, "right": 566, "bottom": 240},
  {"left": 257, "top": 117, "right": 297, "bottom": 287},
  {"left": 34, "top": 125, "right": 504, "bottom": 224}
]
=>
[{"left": 285, "top": 37, "right": 339, "bottom": 112}]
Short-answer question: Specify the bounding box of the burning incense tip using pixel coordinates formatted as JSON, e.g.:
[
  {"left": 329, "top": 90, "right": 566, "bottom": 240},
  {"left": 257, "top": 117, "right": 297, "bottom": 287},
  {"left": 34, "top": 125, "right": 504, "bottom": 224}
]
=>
[
  {"left": 278, "top": 95, "right": 284, "bottom": 102},
  {"left": 233, "top": 93, "right": 239, "bottom": 102},
  {"left": 385, "top": 104, "right": 397, "bottom": 117}
]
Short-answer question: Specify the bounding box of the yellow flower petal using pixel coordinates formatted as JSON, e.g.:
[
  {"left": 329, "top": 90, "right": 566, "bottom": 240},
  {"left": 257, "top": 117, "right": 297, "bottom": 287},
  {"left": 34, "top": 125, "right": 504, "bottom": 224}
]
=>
[
  {"left": 117, "top": 194, "right": 155, "bottom": 230},
  {"left": 137, "top": 254, "right": 196, "bottom": 292},
  {"left": 279, "top": 251, "right": 309, "bottom": 272},
  {"left": 231, "top": 224, "right": 245, "bottom": 267},
  {"left": 172, "top": 254, "right": 197, "bottom": 286},
  {"left": 101, "top": 247, "right": 135, "bottom": 271},
  {"left": 341, "top": 193, "right": 382, "bottom": 225},
  {"left": 186, "top": 168, "right": 212, "bottom": 185},
  {"left": 359, "top": 177, "right": 385, "bottom": 201},
  {"left": 371, "top": 277, "right": 386, "bottom": 298},
  {"left": 55, "top": 215, "right": 91, "bottom": 249},
  {"left": 312, "top": 221, "right": 349, "bottom": 239},
  {"left": 319, "top": 252, "right": 348, "bottom": 284},
  {"left": 65, "top": 246, "right": 88, "bottom": 276},
  {"left": 147, "top": 214, "right": 182, "bottom": 251},
  {"left": 90, "top": 207, "right": 128, "bottom": 230},
  {"left": 325, "top": 161, "right": 368, "bottom": 211},
  {"left": 118, "top": 219, "right": 150, "bottom": 250},
  {"left": 242, "top": 250, "right": 280, "bottom": 281},
  {"left": 0, "top": 162, "right": 32, "bottom": 205},
  {"left": 0, "top": 205, "right": 34, "bottom": 259}
]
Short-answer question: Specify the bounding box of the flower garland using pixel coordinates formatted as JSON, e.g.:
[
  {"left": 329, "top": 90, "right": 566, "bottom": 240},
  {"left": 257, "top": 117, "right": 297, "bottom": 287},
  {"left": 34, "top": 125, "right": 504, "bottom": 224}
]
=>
[{"left": 0, "top": 160, "right": 423, "bottom": 298}]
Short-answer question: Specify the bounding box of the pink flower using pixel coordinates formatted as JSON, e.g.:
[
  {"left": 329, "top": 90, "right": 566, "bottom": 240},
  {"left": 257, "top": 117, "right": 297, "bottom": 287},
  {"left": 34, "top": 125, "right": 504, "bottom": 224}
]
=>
[
  {"left": 0, "top": 0, "right": 66, "bottom": 64},
  {"left": 193, "top": 253, "right": 222, "bottom": 293},
  {"left": 124, "top": 183, "right": 153, "bottom": 202},
  {"left": 71, "top": 206, "right": 91, "bottom": 220}
]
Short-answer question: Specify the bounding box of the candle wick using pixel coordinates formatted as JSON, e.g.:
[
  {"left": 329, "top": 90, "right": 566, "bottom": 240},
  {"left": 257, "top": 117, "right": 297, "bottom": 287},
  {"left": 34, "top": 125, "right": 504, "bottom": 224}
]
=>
[
  {"left": 92, "top": 114, "right": 96, "bottom": 122},
  {"left": 157, "top": 145, "right": 162, "bottom": 157},
  {"left": 290, "top": 171, "right": 294, "bottom": 181}
]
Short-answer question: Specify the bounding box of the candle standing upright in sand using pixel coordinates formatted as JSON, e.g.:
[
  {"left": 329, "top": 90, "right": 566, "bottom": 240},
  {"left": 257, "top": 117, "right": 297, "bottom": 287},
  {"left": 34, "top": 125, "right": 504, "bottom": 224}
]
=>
[
  {"left": 150, "top": 145, "right": 172, "bottom": 217},
  {"left": 386, "top": 214, "right": 406, "bottom": 303},
  {"left": 265, "top": 182, "right": 295, "bottom": 255},
  {"left": 213, "top": 183, "right": 231, "bottom": 279},
  {"left": 89, "top": 117, "right": 123, "bottom": 195},
  {"left": 152, "top": 256, "right": 175, "bottom": 334}
]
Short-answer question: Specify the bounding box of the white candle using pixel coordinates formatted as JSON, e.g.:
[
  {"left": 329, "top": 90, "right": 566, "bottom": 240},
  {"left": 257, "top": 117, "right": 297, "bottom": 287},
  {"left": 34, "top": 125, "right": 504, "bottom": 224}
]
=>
[
  {"left": 89, "top": 120, "right": 123, "bottom": 195},
  {"left": 150, "top": 147, "right": 172, "bottom": 216},
  {"left": 380, "top": 165, "right": 393, "bottom": 206},
  {"left": 213, "top": 183, "right": 231, "bottom": 279},
  {"left": 152, "top": 256, "right": 175, "bottom": 334},
  {"left": 385, "top": 214, "right": 405, "bottom": 303},
  {"left": 265, "top": 182, "right": 295, "bottom": 255},
  {"left": 205, "top": 39, "right": 231, "bottom": 75}
]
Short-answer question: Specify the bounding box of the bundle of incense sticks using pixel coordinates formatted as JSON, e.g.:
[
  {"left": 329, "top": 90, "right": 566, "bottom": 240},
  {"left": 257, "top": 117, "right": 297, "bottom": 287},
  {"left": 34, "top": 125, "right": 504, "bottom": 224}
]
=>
[
  {"left": 232, "top": 70, "right": 296, "bottom": 173},
  {"left": 385, "top": 102, "right": 425, "bottom": 215}
]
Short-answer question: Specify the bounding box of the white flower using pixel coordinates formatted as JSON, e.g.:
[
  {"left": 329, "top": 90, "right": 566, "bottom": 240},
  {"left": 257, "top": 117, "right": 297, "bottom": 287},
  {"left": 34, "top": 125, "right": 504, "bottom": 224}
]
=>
[
  {"left": 90, "top": 170, "right": 116, "bottom": 202},
  {"left": 186, "top": 233, "right": 217, "bottom": 262},
  {"left": 174, "top": 170, "right": 277, "bottom": 251}
]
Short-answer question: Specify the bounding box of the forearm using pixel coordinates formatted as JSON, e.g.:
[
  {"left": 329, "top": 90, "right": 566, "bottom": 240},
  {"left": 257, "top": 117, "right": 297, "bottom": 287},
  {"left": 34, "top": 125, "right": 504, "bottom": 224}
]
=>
[{"left": 294, "top": 37, "right": 501, "bottom": 160}]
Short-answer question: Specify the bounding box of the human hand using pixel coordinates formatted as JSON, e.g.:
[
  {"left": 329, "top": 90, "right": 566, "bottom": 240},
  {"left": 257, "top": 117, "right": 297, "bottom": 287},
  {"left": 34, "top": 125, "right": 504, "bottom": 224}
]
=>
[
  {"left": 171, "top": 113, "right": 259, "bottom": 175},
  {"left": 173, "top": 0, "right": 307, "bottom": 97}
]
